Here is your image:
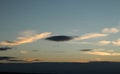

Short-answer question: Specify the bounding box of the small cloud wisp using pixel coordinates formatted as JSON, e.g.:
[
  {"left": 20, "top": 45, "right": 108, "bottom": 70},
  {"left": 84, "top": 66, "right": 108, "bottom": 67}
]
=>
[
  {"left": 74, "top": 33, "right": 108, "bottom": 40},
  {"left": 102, "top": 28, "right": 119, "bottom": 34}
]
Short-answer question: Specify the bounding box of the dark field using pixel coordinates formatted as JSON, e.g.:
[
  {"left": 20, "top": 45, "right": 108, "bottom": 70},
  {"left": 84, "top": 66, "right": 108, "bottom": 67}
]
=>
[{"left": 0, "top": 62, "right": 120, "bottom": 74}]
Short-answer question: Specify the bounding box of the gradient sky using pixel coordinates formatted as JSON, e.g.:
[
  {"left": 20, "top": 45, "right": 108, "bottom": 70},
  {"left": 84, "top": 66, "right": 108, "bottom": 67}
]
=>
[{"left": 1, "top": 0, "right": 120, "bottom": 63}]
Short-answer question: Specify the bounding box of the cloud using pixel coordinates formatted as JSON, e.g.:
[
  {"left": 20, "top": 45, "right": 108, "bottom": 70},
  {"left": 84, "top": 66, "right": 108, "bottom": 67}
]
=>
[
  {"left": 20, "top": 50, "right": 28, "bottom": 54},
  {"left": 24, "top": 58, "right": 41, "bottom": 62},
  {"left": 92, "top": 48, "right": 105, "bottom": 51},
  {"left": 0, "top": 56, "right": 15, "bottom": 60},
  {"left": 98, "top": 40, "right": 111, "bottom": 45},
  {"left": 85, "top": 51, "right": 120, "bottom": 56},
  {"left": 112, "top": 39, "right": 120, "bottom": 46},
  {"left": 66, "top": 41, "right": 93, "bottom": 45},
  {"left": 74, "top": 33, "right": 108, "bottom": 40},
  {"left": 7, "top": 59, "right": 24, "bottom": 62},
  {"left": 18, "top": 30, "right": 36, "bottom": 37},
  {"left": 102, "top": 28, "right": 119, "bottom": 33},
  {"left": 0, "top": 47, "right": 12, "bottom": 51},
  {"left": 80, "top": 49, "right": 93, "bottom": 51},
  {"left": 32, "top": 50, "right": 39, "bottom": 52},
  {"left": 45, "top": 35, "right": 73, "bottom": 41},
  {"left": 75, "top": 59, "right": 89, "bottom": 63},
  {"left": 94, "top": 58, "right": 103, "bottom": 61},
  {"left": 0, "top": 32, "right": 52, "bottom": 46}
]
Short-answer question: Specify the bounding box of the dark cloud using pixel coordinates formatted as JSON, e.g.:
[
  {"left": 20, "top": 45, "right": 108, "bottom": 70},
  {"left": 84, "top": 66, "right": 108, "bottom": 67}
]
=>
[
  {"left": 32, "top": 50, "right": 39, "bottom": 52},
  {"left": 80, "top": 49, "right": 93, "bottom": 51},
  {"left": 33, "top": 59, "right": 41, "bottom": 62},
  {"left": 5, "top": 40, "right": 16, "bottom": 43},
  {"left": 7, "top": 59, "right": 23, "bottom": 62},
  {"left": 45, "top": 35, "right": 73, "bottom": 41},
  {"left": 0, "top": 56, "right": 15, "bottom": 60},
  {"left": 0, "top": 47, "right": 12, "bottom": 51},
  {"left": 53, "top": 50, "right": 64, "bottom": 53}
]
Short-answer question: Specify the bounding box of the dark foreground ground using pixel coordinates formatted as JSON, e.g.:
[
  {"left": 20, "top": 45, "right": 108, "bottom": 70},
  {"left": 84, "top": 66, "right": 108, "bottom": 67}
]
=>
[{"left": 0, "top": 61, "right": 120, "bottom": 74}]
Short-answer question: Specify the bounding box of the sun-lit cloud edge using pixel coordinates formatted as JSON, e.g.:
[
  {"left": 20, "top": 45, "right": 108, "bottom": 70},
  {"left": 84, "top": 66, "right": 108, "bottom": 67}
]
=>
[
  {"left": 24, "top": 58, "right": 42, "bottom": 63},
  {"left": 0, "top": 32, "right": 52, "bottom": 46},
  {"left": 20, "top": 50, "right": 28, "bottom": 54},
  {"left": 74, "top": 33, "right": 108, "bottom": 40},
  {"left": 112, "top": 39, "right": 120, "bottom": 46},
  {"left": 98, "top": 40, "right": 111, "bottom": 45},
  {"left": 84, "top": 51, "right": 120, "bottom": 56},
  {"left": 102, "top": 28, "right": 119, "bottom": 34},
  {"left": 80, "top": 48, "right": 120, "bottom": 56}
]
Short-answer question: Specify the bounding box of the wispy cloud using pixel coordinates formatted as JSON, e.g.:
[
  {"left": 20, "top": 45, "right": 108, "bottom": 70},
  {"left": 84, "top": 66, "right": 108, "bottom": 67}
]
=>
[
  {"left": 7, "top": 59, "right": 23, "bottom": 62},
  {"left": 0, "top": 32, "right": 52, "bottom": 46},
  {"left": 66, "top": 41, "right": 92, "bottom": 45},
  {"left": 75, "top": 59, "right": 89, "bottom": 63},
  {"left": 94, "top": 58, "right": 103, "bottom": 61},
  {"left": 0, "top": 47, "right": 12, "bottom": 51},
  {"left": 0, "top": 56, "right": 15, "bottom": 60},
  {"left": 112, "top": 39, "right": 120, "bottom": 46},
  {"left": 74, "top": 33, "right": 108, "bottom": 40},
  {"left": 85, "top": 51, "right": 120, "bottom": 56},
  {"left": 98, "top": 40, "right": 111, "bottom": 45},
  {"left": 18, "top": 30, "right": 36, "bottom": 37},
  {"left": 20, "top": 50, "right": 28, "bottom": 54},
  {"left": 24, "top": 58, "right": 42, "bottom": 62},
  {"left": 102, "top": 28, "right": 119, "bottom": 33}
]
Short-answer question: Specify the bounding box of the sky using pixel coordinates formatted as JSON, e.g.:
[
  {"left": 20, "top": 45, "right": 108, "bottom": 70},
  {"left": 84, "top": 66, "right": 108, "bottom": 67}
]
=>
[{"left": 0, "top": 0, "right": 120, "bottom": 63}]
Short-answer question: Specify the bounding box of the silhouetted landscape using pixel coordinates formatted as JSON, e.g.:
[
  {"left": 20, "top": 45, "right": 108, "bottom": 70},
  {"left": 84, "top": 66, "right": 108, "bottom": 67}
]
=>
[{"left": 0, "top": 61, "right": 120, "bottom": 74}]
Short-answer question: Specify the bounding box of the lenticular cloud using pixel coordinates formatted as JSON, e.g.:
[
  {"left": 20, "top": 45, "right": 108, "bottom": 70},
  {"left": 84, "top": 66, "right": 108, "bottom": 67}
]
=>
[{"left": 45, "top": 35, "right": 73, "bottom": 41}]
